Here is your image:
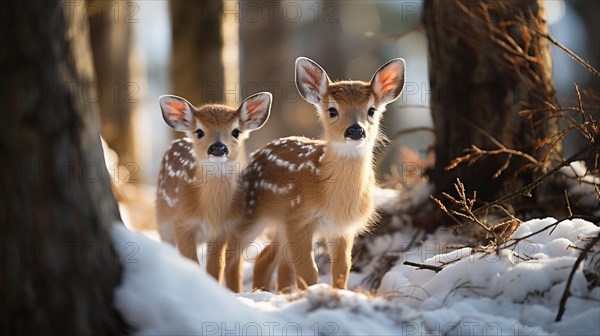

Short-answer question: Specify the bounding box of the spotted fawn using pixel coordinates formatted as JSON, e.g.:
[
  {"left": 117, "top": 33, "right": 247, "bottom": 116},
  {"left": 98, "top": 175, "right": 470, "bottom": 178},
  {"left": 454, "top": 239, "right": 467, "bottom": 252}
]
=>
[
  {"left": 225, "top": 57, "right": 406, "bottom": 292},
  {"left": 156, "top": 92, "right": 272, "bottom": 284}
]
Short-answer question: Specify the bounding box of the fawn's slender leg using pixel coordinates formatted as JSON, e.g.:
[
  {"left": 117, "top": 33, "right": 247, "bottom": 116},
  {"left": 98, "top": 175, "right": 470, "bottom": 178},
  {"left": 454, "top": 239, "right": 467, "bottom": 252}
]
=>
[
  {"left": 175, "top": 224, "right": 199, "bottom": 263},
  {"left": 328, "top": 235, "right": 354, "bottom": 289},
  {"left": 225, "top": 238, "right": 244, "bottom": 292},
  {"left": 276, "top": 230, "right": 293, "bottom": 292},
  {"left": 253, "top": 243, "right": 280, "bottom": 291},
  {"left": 286, "top": 224, "right": 318, "bottom": 290},
  {"left": 277, "top": 256, "right": 294, "bottom": 293},
  {"left": 206, "top": 238, "right": 227, "bottom": 284}
]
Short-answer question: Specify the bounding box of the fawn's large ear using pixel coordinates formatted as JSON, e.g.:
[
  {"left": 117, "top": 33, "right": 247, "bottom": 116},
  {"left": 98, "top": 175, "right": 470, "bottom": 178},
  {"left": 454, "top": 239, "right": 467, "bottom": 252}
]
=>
[
  {"left": 370, "top": 58, "right": 406, "bottom": 106},
  {"left": 295, "top": 57, "right": 330, "bottom": 105},
  {"left": 159, "top": 95, "right": 195, "bottom": 132},
  {"left": 238, "top": 92, "right": 272, "bottom": 131}
]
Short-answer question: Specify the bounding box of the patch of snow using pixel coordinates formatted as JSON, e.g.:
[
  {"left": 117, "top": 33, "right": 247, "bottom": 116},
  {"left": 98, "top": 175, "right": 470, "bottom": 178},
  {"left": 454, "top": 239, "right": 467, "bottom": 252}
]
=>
[
  {"left": 556, "top": 161, "right": 600, "bottom": 215},
  {"left": 113, "top": 217, "right": 600, "bottom": 335},
  {"left": 379, "top": 218, "right": 600, "bottom": 334},
  {"left": 112, "top": 225, "right": 261, "bottom": 334}
]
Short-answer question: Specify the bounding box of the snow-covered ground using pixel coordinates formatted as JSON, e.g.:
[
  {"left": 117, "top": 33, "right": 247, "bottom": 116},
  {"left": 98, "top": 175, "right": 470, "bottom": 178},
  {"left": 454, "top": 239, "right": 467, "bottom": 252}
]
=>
[{"left": 112, "top": 217, "right": 600, "bottom": 335}]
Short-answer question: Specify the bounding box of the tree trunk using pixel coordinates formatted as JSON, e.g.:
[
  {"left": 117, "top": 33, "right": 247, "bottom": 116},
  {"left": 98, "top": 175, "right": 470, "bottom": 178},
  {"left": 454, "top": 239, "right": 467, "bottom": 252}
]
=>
[
  {"left": 239, "top": 0, "right": 294, "bottom": 150},
  {"left": 424, "top": 0, "right": 559, "bottom": 216},
  {"left": 0, "top": 1, "right": 129, "bottom": 334},
  {"left": 88, "top": 0, "right": 139, "bottom": 166},
  {"left": 318, "top": 0, "right": 345, "bottom": 80},
  {"left": 170, "top": 0, "right": 225, "bottom": 105}
]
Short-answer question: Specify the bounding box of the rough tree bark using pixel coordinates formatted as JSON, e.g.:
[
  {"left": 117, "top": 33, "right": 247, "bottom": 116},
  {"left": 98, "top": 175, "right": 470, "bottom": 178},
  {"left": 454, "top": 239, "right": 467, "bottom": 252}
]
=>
[
  {"left": 170, "top": 0, "right": 225, "bottom": 105},
  {"left": 424, "top": 0, "right": 559, "bottom": 216},
  {"left": 0, "top": 1, "right": 129, "bottom": 334}
]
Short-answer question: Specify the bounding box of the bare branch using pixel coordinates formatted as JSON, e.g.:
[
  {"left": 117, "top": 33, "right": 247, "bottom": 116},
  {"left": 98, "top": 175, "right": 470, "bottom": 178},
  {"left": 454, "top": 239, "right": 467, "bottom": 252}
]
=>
[
  {"left": 472, "top": 142, "right": 598, "bottom": 217},
  {"left": 403, "top": 261, "right": 443, "bottom": 273},
  {"left": 556, "top": 231, "right": 600, "bottom": 321},
  {"left": 524, "top": 21, "right": 600, "bottom": 78}
]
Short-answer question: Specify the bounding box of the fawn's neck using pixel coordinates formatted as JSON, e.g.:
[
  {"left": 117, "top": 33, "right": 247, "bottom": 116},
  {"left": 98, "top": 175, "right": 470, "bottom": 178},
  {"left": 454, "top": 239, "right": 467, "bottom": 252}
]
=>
[
  {"left": 320, "top": 141, "right": 375, "bottom": 194},
  {"left": 185, "top": 157, "right": 241, "bottom": 225},
  {"left": 313, "top": 142, "right": 375, "bottom": 224}
]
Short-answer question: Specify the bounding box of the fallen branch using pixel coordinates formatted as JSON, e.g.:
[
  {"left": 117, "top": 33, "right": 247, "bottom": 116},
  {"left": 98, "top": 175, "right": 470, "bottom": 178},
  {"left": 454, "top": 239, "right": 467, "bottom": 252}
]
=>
[
  {"left": 403, "top": 261, "right": 443, "bottom": 273},
  {"left": 556, "top": 230, "right": 600, "bottom": 322}
]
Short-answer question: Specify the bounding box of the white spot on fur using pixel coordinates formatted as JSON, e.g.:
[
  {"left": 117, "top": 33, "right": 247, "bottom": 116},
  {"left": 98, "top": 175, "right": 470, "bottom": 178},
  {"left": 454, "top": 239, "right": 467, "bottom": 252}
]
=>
[
  {"left": 250, "top": 147, "right": 272, "bottom": 159},
  {"left": 157, "top": 185, "right": 178, "bottom": 208},
  {"left": 319, "top": 148, "right": 326, "bottom": 163},
  {"left": 255, "top": 181, "right": 293, "bottom": 195},
  {"left": 290, "top": 195, "right": 302, "bottom": 208},
  {"left": 297, "top": 160, "right": 318, "bottom": 174},
  {"left": 157, "top": 138, "right": 197, "bottom": 208}
]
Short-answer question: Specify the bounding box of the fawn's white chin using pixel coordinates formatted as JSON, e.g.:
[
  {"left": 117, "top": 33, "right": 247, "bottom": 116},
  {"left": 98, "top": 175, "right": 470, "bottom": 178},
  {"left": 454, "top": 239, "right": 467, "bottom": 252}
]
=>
[
  {"left": 344, "top": 138, "right": 366, "bottom": 147},
  {"left": 330, "top": 139, "right": 369, "bottom": 158},
  {"left": 207, "top": 155, "right": 229, "bottom": 163}
]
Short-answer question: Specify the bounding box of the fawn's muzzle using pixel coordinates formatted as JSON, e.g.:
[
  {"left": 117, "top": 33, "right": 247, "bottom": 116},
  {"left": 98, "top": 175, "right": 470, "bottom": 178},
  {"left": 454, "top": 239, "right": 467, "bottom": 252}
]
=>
[
  {"left": 344, "top": 124, "right": 365, "bottom": 140},
  {"left": 208, "top": 142, "right": 228, "bottom": 157}
]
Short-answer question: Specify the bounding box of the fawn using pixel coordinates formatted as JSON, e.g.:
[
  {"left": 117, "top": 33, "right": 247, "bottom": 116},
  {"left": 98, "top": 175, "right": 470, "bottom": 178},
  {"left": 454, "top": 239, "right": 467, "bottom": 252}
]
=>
[
  {"left": 155, "top": 92, "right": 272, "bottom": 284},
  {"left": 225, "top": 57, "right": 406, "bottom": 292}
]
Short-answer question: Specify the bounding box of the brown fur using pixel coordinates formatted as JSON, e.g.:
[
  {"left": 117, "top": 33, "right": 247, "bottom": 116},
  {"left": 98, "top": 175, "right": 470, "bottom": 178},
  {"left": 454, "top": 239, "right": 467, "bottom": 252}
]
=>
[
  {"left": 226, "top": 84, "right": 380, "bottom": 292},
  {"left": 225, "top": 58, "right": 405, "bottom": 293},
  {"left": 156, "top": 105, "right": 246, "bottom": 284}
]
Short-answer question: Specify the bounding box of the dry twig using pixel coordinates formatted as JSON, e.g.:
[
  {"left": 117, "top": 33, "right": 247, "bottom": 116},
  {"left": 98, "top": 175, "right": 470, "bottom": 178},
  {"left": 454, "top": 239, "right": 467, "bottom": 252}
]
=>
[
  {"left": 403, "top": 261, "right": 443, "bottom": 273},
  {"left": 556, "top": 230, "right": 600, "bottom": 322}
]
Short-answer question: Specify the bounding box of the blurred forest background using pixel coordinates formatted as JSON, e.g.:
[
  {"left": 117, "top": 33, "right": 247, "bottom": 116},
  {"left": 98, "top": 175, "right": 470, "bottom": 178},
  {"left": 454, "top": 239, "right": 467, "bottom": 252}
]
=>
[
  {"left": 2, "top": 1, "right": 599, "bottom": 332},
  {"left": 86, "top": 0, "right": 598, "bottom": 229}
]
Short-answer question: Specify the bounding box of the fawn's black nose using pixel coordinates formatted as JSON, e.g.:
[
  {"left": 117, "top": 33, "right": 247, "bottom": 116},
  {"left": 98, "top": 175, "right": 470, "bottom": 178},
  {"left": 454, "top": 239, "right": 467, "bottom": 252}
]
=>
[
  {"left": 344, "top": 124, "right": 365, "bottom": 140},
  {"left": 208, "top": 142, "right": 228, "bottom": 157}
]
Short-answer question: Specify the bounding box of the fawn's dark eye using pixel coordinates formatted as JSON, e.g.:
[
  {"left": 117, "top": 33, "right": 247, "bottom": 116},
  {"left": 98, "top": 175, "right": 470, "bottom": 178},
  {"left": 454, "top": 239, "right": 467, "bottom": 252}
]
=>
[
  {"left": 328, "top": 107, "right": 339, "bottom": 118},
  {"left": 195, "top": 129, "right": 204, "bottom": 139},
  {"left": 232, "top": 128, "right": 240, "bottom": 139},
  {"left": 367, "top": 107, "right": 376, "bottom": 117}
]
